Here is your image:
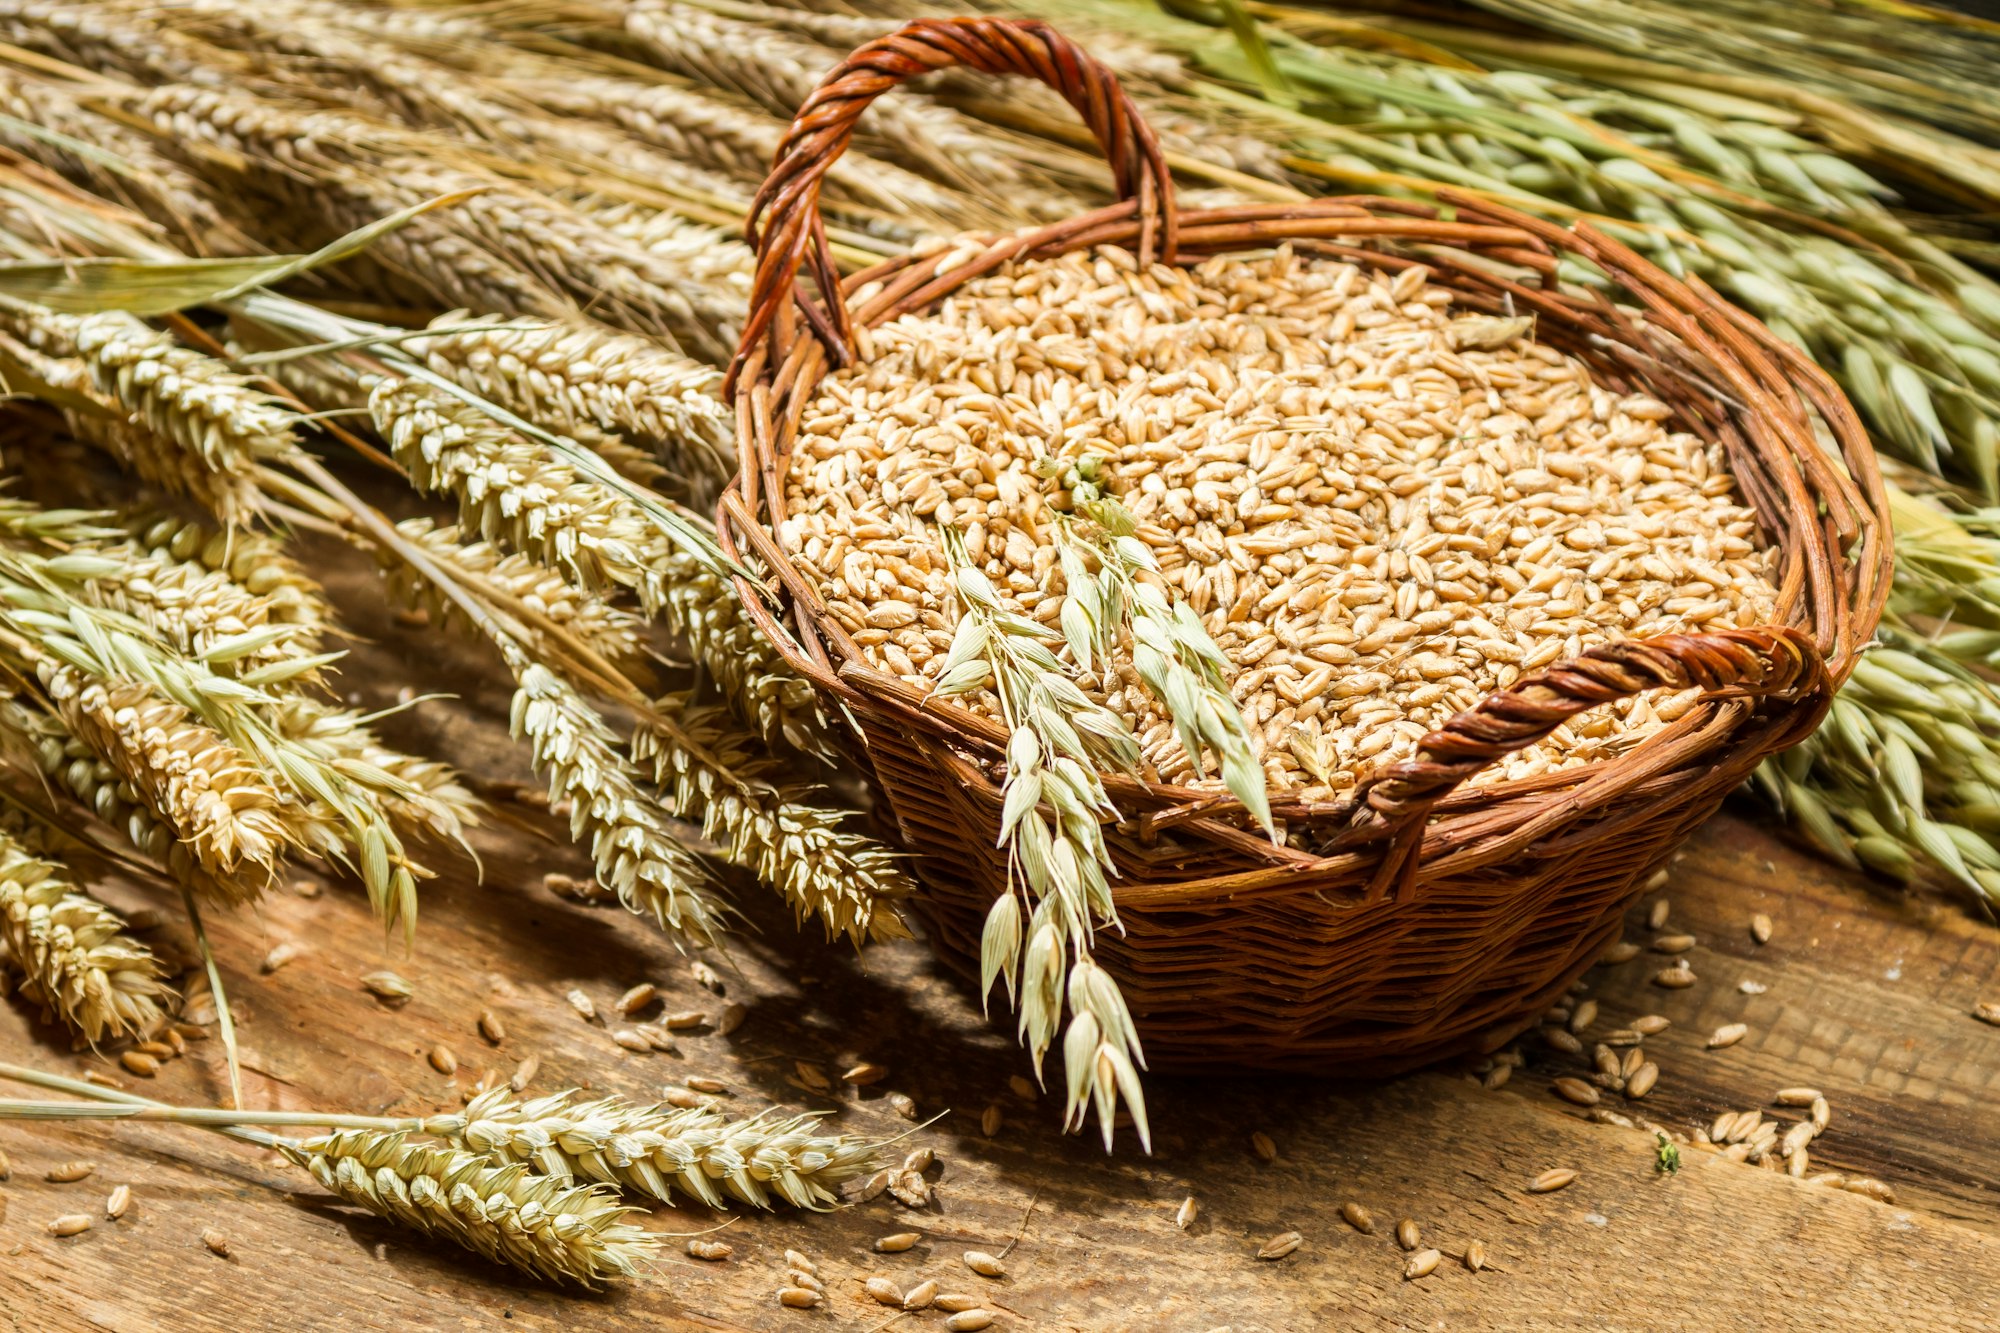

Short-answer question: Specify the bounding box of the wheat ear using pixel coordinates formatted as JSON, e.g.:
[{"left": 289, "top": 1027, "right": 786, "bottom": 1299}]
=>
[
  {"left": 415, "top": 313, "right": 733, "bottom": 489},
  {"left": 631, "top": 695, "right": 912, "bottom": 947},
  {"left": 40, "top": 667, "right": 300, "bottom": 883},
  {"left": 437, "top": 1086, "right": 880, "bottom": 1211},
  {"left": 277, "top": 1130, "right": 654, "bottom": 1286},
  {"left": 507, "top": 659, "right": 726, "bottom": 950},
  {"left": 0, "top": 690, "right": 250, "bottom": 904},
  {"left": 382, "top": 518, "right": 648, "bottom": 671},
  {"left": 0, "top": 824, "right": 170, "bottom": 1042}
]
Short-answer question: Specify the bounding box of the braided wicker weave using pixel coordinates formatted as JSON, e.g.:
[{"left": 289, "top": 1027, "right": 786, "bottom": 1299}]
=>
[{"left": 717, "top": 18, "right": 1890, "bottom": 1074}]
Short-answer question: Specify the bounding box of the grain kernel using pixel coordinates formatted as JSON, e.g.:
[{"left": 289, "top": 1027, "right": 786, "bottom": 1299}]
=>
[
  {"left": 1257, "top": 1230, "right": 1303, "bottom": 1260},
  {"left": 1529, "top": 1168, "right": 1577, "bottom": 1193},
  {"left": 964, "top": 1250, "right": 1006, "bottom": 1277}
]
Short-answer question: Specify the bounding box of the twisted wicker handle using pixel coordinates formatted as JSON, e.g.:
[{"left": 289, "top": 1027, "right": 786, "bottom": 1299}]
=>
[
  {"left": 725, "top": 16, "right": 1176, "bottom": 396},
  {"left": 1344, "top": 627, "right": 1830, "bottom": 898}
]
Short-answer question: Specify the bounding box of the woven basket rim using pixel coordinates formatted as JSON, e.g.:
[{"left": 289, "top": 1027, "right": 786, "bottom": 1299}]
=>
[{"left": 716, "top": 16, "right": 1892, "bottom": 901}]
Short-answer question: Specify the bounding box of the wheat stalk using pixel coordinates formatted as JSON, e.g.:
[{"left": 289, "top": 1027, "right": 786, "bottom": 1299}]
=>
[
  {"left": 0, "top": 823, "right": 169, "bottom": 1042},
  {"left": 507, "top": 658, "right": 726, "bottom": 949},
  {"left": 0, "top": 65, "right": 245, "bottom": 255},
  {"left": 117, "top": 509, "right": 334, "bottom": 639},
  {"left": 0, "top": 688, "right": 249, "bottom": 904},
  {"left": 40, "top": 668, "right": 301, "bottom": 883},
  {"left": 70, "top": 534, "right": 329, "bottom": 680},
  {"left": 435, "top": 1085, "right": 880, "bottom": 1211},
  {"left": 63, "top": 310, "right": 302, "bottom": 503},
  {"left": 126, "top": 83, "right": 738, "bottom": 357},
  {"left": 622, "top": 0, "right": 1040, "bottom": 202},
  {"left": 0, "top": 552, "right": 426, "bottom": 936},
  {"left": 366, "top": 371, "right": 832, "bottom": 756},
  {"left": 510, "top": 72, "right": 992, "bottom": 230},
  {"left": 630, "top": 693, "right": 913, "bottom": 946}
]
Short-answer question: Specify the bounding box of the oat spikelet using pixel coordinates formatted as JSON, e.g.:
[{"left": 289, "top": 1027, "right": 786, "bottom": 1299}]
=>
[
  {"left": 276, "top": 1130, "right": 654, "bottom": 1286},
  {"left": 507, "top": 662, "right": 724, "bottom": 948},
  {"left": 40, "top": 668, "right": 296, "bottom": 886},
  {"left": 0, "top": 826, "right": 169, "bottom": 1042},
  {"left": 384, "top": 518, "right": 646, "bottom": 670},
  {"left": 631, "top": 696, "right": 910, "bottom": 946},
  {"left": 416, "top": 314, "right": 734, "bottom": 488},
  {"left": 266, "top": 697, "right": 482, "bottom": 849},
  {"left": 438, "top": 1087, "right": 878, "bottom": 1211}
]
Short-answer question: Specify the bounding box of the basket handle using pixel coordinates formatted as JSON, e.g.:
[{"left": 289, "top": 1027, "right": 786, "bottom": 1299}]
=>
[
  {"left": 1342, "top": 627, "right": 1831, "bottom": 899},
  {"left": 725, "top": 16, "right": 1176, "bottom": 397}
]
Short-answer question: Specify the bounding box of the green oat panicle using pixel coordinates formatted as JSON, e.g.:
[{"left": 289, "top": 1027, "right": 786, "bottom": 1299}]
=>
[
  {"left": 0, "top": 825, "right": 170, "bottom": 1042},
  {"left": 939, "top": 529, "right": 1152, "bottom": 1151},
  {"left": 277, "top": 1129, "right": 656, "bottom": 1287},
  {"left": 435, "top": 1086, "right": 879, "bottom": 1212}
]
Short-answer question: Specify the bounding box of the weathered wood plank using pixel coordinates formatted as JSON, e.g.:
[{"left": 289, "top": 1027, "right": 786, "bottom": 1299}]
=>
[{"left": 0, "top": 534, "right": 1994, "bottom": 1331}]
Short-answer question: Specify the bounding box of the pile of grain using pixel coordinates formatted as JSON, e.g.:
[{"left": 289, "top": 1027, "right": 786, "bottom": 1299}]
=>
[{"left": 781, "top": 243, "right": 1781, "bottom": 792}]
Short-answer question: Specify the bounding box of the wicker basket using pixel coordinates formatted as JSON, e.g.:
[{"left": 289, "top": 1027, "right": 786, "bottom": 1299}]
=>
[{"left": 717, "top": 18, "right": 1891, "bottom": 1075}]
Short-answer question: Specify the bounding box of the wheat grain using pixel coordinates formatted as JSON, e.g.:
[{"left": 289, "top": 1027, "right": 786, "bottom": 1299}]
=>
[
  {"left": 277, "top": 1129, "right": 654, "bottom": 1286},
  {"left": 0, "top": 825, "right": 168, "bottom": 1041},
  {"left": 789, "top": 245, "right": 1781, "bottom": 793},
  {"left": 435, "top": 1086, "right": 878, "bottom": 1212}
]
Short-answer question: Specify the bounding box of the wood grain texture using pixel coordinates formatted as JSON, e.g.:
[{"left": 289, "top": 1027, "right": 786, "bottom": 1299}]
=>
[{"left": 0, "top": 531, "right": 1992, "bottom": 1333}]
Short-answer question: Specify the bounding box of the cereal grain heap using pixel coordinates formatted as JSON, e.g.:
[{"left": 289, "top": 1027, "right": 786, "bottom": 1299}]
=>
[{"left": 784, "top": 245, "right": 1781, "bottom": 792}]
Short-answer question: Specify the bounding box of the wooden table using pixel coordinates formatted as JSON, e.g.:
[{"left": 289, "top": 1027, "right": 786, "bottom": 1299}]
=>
[{"left": 2, "top": 534, "right": 1996, "bottom": 1332}]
